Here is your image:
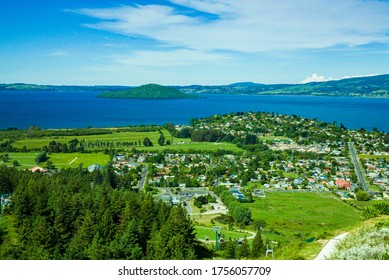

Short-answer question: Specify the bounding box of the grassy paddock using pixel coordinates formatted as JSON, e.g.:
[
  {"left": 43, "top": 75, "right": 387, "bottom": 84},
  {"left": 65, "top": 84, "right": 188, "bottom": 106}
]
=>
[
  {"left": 3, "top": 152, "right": 110, "bottom": 169},
  {"left": 140, "top": 141, "right": 243, "bottom": 153},
  {"left": 246, "top": 191, "right": 362, "bottom": 258},
  {"left": 359, "top": 154, "right": 389, "bottom": 160},
  {"left": 194, "top": 226, "right": 254, "bottom": 241},
  {"left": 259, "top": 136, "right": 290, "bottom": 141},
  {"left": 190, "top": 213, "right": 220, "bottom": 226},
  {"left": 248, "top": 191, "right": 361, "bottom": 238},
  {"left": 11, "top": 130, "right": 171, "bottom": 150},
  {"left": 10, "top": 129, "right": 243, "bottom": 153}
]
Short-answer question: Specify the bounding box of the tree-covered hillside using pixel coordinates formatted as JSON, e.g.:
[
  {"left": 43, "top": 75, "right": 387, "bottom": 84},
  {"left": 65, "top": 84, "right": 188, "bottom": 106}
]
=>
[
  {"left": 98, "top": 84, "right": 199, "bottom": 99},
  {"left": 0, "top": 166, "right": 203, "bottom": 260},
  {"left": 178, "top": 74, "right": 389, "bottom": 97}
]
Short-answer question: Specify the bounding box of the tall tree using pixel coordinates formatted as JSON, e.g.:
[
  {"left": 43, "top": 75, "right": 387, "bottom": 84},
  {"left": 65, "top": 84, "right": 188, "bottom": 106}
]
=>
[
  {"left": 251, "top": 230, "right": 265, "bottom": 259},
  {"left": 236, "top": 237, "right": 250, "bottom": 259}
]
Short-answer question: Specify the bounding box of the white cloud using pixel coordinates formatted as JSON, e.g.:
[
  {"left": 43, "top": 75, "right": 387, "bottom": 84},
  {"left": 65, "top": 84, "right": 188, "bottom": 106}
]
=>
[
  {"left": 340, "top": 73, "right": 380, "bottom": 80},
  {"left": 301, "top": 73, "right": 381, "bottom": 83},
  {"left": 71, "top": 0, "right": 389, "bottom": 53},
  {"left": 301, "top": 74, "right": 333, "bottom": 84}
]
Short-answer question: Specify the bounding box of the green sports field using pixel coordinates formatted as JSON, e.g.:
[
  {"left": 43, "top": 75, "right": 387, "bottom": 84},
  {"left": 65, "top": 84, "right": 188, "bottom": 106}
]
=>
[{"left": 3, "top": 152, "right": 110, "bottom": 169}]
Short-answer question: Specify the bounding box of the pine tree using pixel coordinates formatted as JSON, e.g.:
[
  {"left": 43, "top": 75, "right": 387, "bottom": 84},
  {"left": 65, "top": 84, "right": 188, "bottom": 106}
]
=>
[
  {"left": 251, "top": 230, "right": 265, "bottom": 259},
  {"left": 222, "top": 238, "right": 237, "bottom": 259},
  {"left": 236, "top": 237, "right": 250, "bottom": 259}
]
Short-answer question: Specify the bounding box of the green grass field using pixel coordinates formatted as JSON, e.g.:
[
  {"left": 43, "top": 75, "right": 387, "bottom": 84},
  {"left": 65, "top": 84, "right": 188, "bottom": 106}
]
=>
[
  {"left": 283, "top": 172, "right": 299, "bottom": 179},
  {"left": 259, "top": 136, "right": 290, "bottom": 141},
  {"left": 141, "top": 141, "right": 243, "bottom": 153},
  {"left": 359, "top": 154, "right": 389, "bottom": 159},
  {"left": 248, "top": 191, "right": 361, "bottom": 238},
  {"left": 246, "top": 191, "right": 362, "bottom": 258},
  {"left": 194, "top": 226, "right": 254, "bottom": 241},
  {"left": 10, "top": 129, "right": 243, "bottom": 153},
  {"left": 11, "top": 130, "right": 171, "bottom": 150},
  {"left": 3, "top": 152, "right": 110, "bottom": 169}
]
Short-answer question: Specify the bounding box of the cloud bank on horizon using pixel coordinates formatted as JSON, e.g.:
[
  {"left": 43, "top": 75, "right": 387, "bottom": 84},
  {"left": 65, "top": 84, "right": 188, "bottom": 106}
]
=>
[{"left": 1, "top": 0, "right": 389, "bottom": 85}]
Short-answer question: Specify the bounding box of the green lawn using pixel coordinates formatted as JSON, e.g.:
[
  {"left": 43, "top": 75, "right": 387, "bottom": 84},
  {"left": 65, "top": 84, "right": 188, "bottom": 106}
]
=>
[
  {"left": 246, "top": 191, "right": 362, "bottom": 258},
  {"left": 3, "top": 152, "right": 110, "bottom": 169},
  {"left": 284, "top": 172, "right": 299, "bottom": 179},
  {"left": 359, "top": 154, "right": 389, "bottom": 159},
  {"left": 259, "top": 136, "right": 290, "bottom": 141},
  {"left": 194, "top": 226, "right": 254, "bottom": 241},
  {"left": 10, "top": 129, "right": 243, "bottom": 153},
  {"left": 140, "top": 141, "right": 243, "bottom": 153},
  {"left": 248, "top": 191, "right": 361, "bottom": 238},
  {"left": 11, "top": 130, "right": 171, "bottom": 150}
]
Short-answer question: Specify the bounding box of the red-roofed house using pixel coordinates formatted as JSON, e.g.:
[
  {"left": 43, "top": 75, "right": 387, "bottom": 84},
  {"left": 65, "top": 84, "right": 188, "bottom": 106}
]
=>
[
  {"left": 31, "top": 166, "right": 47, "bottom": 173},
  {"left": 336, "top": 179, "right": 351, "bottom": 190}
]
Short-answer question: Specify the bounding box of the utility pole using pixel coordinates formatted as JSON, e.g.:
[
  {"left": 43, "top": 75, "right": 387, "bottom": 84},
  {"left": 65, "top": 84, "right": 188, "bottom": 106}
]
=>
[{"left": 212, "top": 226, "right": 221, "bottom": 251}]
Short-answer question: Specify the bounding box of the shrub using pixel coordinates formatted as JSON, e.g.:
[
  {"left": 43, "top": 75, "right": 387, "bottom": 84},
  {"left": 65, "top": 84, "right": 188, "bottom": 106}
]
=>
[
  {"left": 356, "top": 190, "right": 371, "bottom": 201},
  {"left": 362, "top": 205, "right": 379, "bottom": 220},
  {"left": 373, "top": 202, "right": 389, "bottom": 215},
  {"left": 329, "top": 226, "right": 389, "bottom": 260}
]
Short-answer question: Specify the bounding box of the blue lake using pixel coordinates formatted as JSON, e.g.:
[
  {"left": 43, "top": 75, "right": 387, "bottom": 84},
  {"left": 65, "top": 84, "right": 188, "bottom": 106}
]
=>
[{"left": 0, "top": 91, "right": 388, "bottom": 131}]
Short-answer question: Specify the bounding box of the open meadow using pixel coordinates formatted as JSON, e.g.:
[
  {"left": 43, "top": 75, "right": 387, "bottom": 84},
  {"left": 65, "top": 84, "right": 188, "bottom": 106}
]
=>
[
  {"left": 4, "top": 152, "right": 110, "bottom": 169},
  {"left": 194, "top": 226, "right": 254, "bottom": 241},
  {"left": 8, "top": 129, "right": 242, "bottom": 153},
  {"left": 245, "top": 190, "right": 363, "bottom": 259}
]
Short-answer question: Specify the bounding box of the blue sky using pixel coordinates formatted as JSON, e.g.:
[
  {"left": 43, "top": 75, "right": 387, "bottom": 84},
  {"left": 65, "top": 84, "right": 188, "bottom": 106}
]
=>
[{"left": 1, "top": 0, "right": 389, "bottom": 85}]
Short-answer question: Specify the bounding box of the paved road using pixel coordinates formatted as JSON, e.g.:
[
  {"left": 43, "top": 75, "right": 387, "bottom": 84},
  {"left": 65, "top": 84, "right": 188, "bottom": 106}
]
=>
[
  {"left": 348, "top": 142, "right": 369, "bottom": 191},
  {"left": 138, "top": 166, "right": 148, "bottom": 190},
  {"left": 184, "top": 201, "right": 192, "bottom": 215},
  {"left": 315, "top": 232, "right": 349, "bottom": 260}
]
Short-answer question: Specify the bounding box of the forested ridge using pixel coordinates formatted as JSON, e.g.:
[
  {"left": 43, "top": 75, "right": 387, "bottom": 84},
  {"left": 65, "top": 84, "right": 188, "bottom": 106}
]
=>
[{"left": 0, "top": 166, "right": 203, "bottom": 259}]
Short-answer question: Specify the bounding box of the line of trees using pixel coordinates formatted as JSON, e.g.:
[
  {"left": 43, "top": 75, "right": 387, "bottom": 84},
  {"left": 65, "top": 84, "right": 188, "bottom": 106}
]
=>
[{"left": 212, "top": 185, "right": 253, "bottom": 227}]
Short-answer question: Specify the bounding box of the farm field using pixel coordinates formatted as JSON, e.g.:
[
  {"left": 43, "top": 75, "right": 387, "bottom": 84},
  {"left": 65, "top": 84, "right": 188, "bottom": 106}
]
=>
[
  {"left": 3, "top": 152, "right": 110, "bottom": 169},
  {"left": 10, "top": 130, "right": 173, "bottom": 150},
  {"left": 245, "top": 190, "right": 362, "bottom": 257},
  {"left": 248, "top": 191, "right": 362, "bottom": 238},
  {"left": 9, "top": 129, "right": 242, "bottom": 153}
]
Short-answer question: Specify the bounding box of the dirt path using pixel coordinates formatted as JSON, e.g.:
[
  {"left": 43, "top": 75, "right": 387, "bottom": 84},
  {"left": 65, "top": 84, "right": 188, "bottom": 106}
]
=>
[{"left": 315, "top": 232, "right": 349, "bottom": 260}]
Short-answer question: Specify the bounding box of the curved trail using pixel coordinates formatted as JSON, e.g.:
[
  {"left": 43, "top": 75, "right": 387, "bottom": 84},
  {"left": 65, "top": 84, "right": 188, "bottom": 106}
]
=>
[{"left": 315, "top": 232, "right": 349, "bottom": 260}]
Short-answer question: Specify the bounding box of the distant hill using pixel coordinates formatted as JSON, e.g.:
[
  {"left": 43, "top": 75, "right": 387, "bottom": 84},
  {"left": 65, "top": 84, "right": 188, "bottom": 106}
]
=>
[
  {"left": 0, "top": 83, "right": 52, "bottom": 91},
  {"left": 0, "top": 83, "right": 130, "bottom": 92},
  {"left": 2, "top": 74, "right": 389, "bottom": 97},
  {"left": 178, "top": 74, "right": 389, "bottom": 97},
  {"left": 98, "top": 84, "right": 199, "bottom": 99}
]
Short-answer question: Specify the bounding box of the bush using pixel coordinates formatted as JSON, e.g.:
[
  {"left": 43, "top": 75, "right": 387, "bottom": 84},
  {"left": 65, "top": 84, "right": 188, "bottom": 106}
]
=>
[
  {"left": 329, "top": 226, "right": 389, "bottom": 260},
  {"left": 356, "top": 190, "right": 371, "bottom": 201},
  {"left": 362, "top": 205, "right": 379, "bottom": 220},
  {"left": 373, "top": 202, "right": 389, "bottom": 215},
  {"left": 35, "top": 151, "right": 48, "bottom": 164},
  {"left": 214, "top": 214, "right": 235, "bottom": 225}
]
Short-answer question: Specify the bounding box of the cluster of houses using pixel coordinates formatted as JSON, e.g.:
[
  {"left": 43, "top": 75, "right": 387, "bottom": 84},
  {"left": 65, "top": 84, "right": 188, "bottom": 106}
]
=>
[
  {"left": 101, "top": 147, "right": 389, "bottom": 203},
  {"left": 363, "top": 158, "right": 389, "bottom": 192}
]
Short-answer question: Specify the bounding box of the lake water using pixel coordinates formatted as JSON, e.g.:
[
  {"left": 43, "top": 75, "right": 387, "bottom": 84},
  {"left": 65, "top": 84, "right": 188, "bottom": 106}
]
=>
[{"left": 0, "top": 91, "right": 388, "bottom": 131}]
